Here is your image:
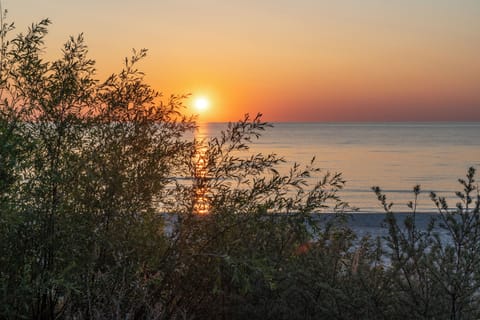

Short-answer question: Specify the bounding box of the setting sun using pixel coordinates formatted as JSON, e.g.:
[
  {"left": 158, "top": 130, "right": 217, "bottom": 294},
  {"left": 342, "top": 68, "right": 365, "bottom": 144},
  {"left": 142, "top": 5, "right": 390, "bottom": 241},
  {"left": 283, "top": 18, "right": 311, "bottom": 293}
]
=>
[{"left": 194, "top": 97, "right": 210, "bottom": 113}]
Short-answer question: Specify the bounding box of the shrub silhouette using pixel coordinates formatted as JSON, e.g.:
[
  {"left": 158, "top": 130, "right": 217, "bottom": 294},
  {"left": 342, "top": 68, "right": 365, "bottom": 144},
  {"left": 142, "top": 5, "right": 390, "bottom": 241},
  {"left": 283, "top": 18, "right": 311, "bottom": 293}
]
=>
[
  {"left": 0, "top": 13, "right": 349, "bottom": 319},
  {"left": 373, "top": 167, "right": 480, "bottom": 319}
]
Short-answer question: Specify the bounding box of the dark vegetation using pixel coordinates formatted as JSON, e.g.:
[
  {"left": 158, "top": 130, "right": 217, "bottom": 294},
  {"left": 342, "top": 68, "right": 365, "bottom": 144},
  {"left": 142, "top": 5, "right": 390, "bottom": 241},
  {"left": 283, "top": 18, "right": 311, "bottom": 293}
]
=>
[{"left": 1, "top": 14, "right": 480, "bottom": 320}]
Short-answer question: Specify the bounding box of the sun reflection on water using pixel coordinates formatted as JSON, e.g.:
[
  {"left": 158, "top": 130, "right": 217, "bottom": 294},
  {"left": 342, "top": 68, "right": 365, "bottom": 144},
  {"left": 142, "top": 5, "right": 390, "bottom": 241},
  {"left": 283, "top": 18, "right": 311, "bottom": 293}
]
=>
[{"left": 193, "top": 124, "right": 210, "bottom": 215}]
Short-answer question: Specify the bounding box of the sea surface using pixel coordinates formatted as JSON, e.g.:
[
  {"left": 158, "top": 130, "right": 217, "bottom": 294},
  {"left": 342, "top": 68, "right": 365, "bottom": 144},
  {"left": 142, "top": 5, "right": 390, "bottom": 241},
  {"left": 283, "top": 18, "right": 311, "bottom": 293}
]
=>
[{"left": 197, "top": 122, "right": 480, "bottom": 214}]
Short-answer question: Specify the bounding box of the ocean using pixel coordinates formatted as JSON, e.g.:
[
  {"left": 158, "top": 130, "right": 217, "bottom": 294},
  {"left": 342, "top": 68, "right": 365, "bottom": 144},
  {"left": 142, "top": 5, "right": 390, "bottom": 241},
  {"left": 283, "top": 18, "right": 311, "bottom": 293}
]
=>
[{"left": 197, "top": 122, "right": 480, "bottom": 213}]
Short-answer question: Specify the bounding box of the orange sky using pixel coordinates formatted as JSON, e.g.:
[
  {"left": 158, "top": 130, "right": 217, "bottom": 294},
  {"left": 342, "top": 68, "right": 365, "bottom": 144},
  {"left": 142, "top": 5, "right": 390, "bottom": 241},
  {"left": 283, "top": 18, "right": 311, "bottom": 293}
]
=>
[{"left": 5, "top": 0, "right": 480, "bottom": 122}]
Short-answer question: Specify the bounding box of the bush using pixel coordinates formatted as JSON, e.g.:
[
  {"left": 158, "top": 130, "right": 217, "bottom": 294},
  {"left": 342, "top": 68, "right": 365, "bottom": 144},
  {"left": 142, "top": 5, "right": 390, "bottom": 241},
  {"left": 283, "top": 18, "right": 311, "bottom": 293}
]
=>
[
  {"left": 0, "top": 14, "right": 350, "bottom": 319},
  {"left": 373, "top": 167, "right": 480, "bottom": 319}
]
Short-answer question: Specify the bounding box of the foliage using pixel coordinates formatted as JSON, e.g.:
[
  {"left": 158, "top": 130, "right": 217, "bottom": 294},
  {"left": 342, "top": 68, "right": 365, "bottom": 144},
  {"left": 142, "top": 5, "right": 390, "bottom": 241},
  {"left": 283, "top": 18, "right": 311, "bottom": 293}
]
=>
[
  {"left": 0, "top": 13, "right": 351, "bottom": 319},
  {"left": 0, "top": 14, "right": 193, "bottom": 319},
  {"left": 373, "top": 167, "right": 480, "bottom": 319}
]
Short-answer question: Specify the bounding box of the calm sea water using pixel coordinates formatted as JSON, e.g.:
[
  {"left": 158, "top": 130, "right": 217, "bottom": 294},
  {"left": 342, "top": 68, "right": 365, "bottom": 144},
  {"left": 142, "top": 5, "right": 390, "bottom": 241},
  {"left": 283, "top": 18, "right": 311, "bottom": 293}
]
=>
[{"left": 198, "top": 122, "right": 480, "bottom": 213}]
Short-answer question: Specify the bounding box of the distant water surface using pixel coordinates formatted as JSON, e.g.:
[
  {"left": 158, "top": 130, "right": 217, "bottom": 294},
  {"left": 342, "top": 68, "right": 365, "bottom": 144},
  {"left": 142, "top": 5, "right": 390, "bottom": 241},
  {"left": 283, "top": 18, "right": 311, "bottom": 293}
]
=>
[{"left": 197, "top": 122, "right": 480, "bottom": 212}]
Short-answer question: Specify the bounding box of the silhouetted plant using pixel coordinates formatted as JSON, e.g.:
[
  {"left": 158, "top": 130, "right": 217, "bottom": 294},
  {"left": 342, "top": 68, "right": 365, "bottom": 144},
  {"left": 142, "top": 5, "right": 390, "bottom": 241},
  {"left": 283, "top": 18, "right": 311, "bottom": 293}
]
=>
[
  {"left": 0, "top": 12, "right": 353, "bottom": 320},
  {"left": 373, "top": 167, "right": 480, "bottom": 319},
  {"left": 147, "top": 113, "right": 352, "bottom": 319},
  {"left": 0, "top": 12, "right": 193, "bottom": 319}
]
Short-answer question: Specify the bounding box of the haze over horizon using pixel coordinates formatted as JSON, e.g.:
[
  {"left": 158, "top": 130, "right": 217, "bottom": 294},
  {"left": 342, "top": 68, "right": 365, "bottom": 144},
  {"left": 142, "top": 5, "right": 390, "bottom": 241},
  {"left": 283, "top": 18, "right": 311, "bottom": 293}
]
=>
[{"left": 5, "top": 0, "right": 480, "bottom": 122}]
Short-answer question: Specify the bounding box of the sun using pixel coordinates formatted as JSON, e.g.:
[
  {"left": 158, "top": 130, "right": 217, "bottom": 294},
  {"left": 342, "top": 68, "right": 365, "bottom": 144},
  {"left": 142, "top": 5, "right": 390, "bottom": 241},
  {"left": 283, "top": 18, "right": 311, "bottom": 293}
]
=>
[{"left": 194, "top": 97, "right": 210, "bottom": 113}]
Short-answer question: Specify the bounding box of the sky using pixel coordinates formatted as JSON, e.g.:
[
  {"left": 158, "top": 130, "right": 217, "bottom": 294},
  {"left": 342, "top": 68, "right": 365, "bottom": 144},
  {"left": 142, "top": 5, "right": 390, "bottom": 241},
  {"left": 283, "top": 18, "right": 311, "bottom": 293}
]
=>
[{"left": 4, "top": 0, "right": 480, "bottom": 122}]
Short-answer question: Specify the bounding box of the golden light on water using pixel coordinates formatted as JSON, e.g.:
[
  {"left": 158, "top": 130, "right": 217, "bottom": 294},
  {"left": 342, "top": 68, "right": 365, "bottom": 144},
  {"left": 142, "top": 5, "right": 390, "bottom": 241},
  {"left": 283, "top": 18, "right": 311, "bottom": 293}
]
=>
[
  {"left": 193, "top": 185, "right": 209, "bottom": 215},
  {"left": 192, "top": 124, "right": 210, "bottom": 215}
]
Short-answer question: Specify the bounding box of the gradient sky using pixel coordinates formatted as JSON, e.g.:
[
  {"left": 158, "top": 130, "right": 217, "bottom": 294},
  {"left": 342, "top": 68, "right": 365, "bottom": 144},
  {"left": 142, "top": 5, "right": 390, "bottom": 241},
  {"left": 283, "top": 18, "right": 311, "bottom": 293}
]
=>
[{"left": 4, "top": 0, "right": 480, "bottom": 122}]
